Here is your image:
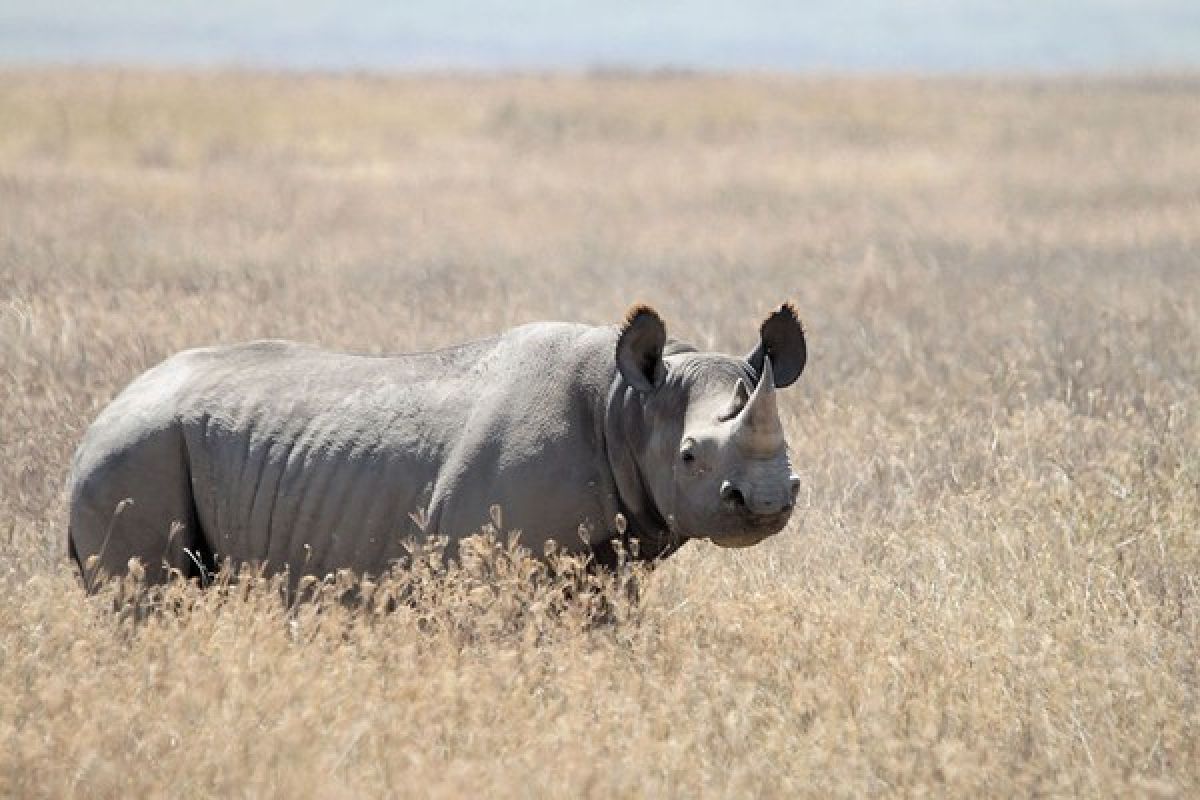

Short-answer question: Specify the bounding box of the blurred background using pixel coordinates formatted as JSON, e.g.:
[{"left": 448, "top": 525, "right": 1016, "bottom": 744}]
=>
[{"left": 3, "top": 0, "right": 1200, "bottom": 72}]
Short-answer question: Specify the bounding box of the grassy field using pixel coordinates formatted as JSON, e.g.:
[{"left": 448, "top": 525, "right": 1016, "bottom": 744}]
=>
[{"left": 1, "top": 69, "right": 1198, "bottom": 797}]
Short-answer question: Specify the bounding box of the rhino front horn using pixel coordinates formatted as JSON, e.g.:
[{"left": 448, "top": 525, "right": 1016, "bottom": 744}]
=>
[{"left": 735, "top": 356, "right": 785, "bottom": 455}]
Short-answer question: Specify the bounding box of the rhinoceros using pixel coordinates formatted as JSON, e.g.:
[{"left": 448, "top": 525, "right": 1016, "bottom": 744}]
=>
[{"left": 68, "top": 304, "right": 807, "bottom": 589}]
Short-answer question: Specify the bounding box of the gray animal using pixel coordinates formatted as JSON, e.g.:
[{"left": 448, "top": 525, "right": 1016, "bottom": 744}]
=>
[{"left": 68, "top": 304, "right": 807, "bottom": 589}]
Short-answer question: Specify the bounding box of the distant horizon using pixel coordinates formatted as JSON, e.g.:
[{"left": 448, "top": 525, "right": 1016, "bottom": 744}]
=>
[
  {"left": 6, "top": 64, "right": 1200, "bottom": 81},
  {"left": 3, "top": 1, "right": 1200, "bottom": 74}
]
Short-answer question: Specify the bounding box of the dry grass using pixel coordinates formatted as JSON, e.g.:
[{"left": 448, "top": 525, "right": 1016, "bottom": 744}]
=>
[{"left": 1, "top": 69, "right": 1198, "bottom": 797}]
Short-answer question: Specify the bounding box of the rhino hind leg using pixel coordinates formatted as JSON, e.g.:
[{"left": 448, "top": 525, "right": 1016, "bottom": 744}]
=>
[{"left": 69, "top": 422, "right": 211, "bottom": 591}]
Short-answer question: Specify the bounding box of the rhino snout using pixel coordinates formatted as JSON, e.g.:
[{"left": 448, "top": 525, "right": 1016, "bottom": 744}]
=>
[{"left": 720, "top": 475, "right": 801, "bottom": 516}]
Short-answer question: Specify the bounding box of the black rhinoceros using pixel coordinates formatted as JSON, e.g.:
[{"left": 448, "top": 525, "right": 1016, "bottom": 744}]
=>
[{"left": 68, "top": 304, "right": 807, "bottom": 588}]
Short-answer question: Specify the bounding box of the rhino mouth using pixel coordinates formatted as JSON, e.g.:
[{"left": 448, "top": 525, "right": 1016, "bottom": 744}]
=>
[
  {"left": 705, "top": 509, "right": 792, "bottom": 548},
  {"left": 709, "top": 532, "right": 773, "bottom": 548}
]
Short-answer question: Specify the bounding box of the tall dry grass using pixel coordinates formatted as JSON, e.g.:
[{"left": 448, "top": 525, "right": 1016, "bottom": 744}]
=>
[{"left": 1, "top": 69, "right": 1198, "bottom": 797}]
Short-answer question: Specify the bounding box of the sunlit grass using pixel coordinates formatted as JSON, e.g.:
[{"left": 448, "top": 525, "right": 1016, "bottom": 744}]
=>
[{"left": 1, "top": 69, "right": 1198, "bottom": 798}]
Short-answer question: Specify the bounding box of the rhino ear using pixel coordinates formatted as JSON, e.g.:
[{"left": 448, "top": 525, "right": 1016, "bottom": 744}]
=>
[
  {"left": 616, "top": 305, "right": 667, "bottom": 392},
  {"left": 747, "top": 303, "right": 806, "bottom": 388}
]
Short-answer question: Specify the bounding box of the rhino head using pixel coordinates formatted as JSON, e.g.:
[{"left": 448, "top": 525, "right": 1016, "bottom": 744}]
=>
[{"left": 609, "top": 303, "right": 807, "bottom": 550}]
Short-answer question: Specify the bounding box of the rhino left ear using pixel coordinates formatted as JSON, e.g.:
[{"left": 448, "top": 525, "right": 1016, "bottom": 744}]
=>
[
  {"left": 747, "top": 303, "right": 806, "bottom": 388},
  {"left": 616, "top": 305, "right": 667, "bottom": 392}
]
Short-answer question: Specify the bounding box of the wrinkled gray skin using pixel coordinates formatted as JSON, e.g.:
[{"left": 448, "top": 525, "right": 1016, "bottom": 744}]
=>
[{"left": 68, "top": 304, "right": 807, "bottom": 590}]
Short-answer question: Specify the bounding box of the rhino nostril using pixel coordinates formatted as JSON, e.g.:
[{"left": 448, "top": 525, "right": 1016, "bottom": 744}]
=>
[{"left": 720, "top": 480, "right": 746, "bottom": 508}]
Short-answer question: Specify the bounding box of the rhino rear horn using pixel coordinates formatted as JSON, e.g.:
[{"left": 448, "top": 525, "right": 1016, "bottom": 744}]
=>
[
  {"left": 719, "top": 377, "right": 752, "bottom": 421},
  {"left": 616, "top": 305, "right": 667, "bottom": 392},
  {"left": 747, "top": 303, "right": 806, "bottom": 388}
]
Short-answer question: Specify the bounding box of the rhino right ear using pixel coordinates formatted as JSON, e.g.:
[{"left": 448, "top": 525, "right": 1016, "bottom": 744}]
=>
[
  {"left": 616, "top": 305, "right": 667, "bottom": 392},
  {"left": 747, "top": 303, "right": 806, "bottom": 388}
]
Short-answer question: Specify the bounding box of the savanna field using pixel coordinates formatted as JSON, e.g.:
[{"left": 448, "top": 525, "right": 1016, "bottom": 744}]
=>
[{"left": 1, "top": 70, "right": 1198, "bottom": 797}]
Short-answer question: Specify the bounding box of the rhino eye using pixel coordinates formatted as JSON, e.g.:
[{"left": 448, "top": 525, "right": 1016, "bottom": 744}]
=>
[{"left": 679, "top": 438, "right": 696, "bottom": 463}]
